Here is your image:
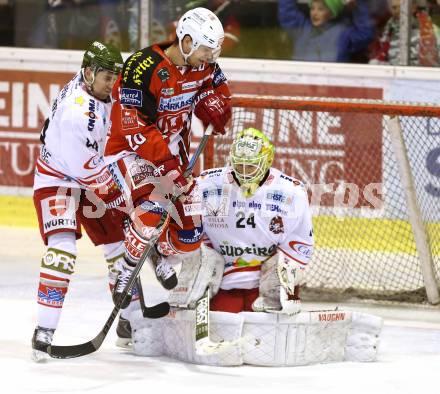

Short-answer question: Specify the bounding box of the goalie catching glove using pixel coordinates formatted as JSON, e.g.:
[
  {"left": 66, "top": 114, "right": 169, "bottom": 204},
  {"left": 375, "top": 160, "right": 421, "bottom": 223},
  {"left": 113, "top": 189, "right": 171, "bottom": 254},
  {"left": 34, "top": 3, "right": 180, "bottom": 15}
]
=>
[
  {"left": 193, "top": 88, "right": 231, "bottom": 135},
  {"left": 252, "top": 252, "right": 304, "bottom": 316}
]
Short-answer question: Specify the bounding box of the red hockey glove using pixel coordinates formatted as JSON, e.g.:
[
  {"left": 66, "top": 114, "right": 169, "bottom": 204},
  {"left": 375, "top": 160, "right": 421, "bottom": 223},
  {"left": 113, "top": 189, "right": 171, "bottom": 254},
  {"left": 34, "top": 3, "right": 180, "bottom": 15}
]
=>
[
  {"left": 92, "top": 170, "right": 124, "bottom": 208},
  {"left": 193, "top": 88, "right": 231, "bottom": 135},
  {"left": 153, "top": 158, "right": 195, "bottom": 197},
  {"left": 89, "top": 169, "right": 128, "bottom": 228}
]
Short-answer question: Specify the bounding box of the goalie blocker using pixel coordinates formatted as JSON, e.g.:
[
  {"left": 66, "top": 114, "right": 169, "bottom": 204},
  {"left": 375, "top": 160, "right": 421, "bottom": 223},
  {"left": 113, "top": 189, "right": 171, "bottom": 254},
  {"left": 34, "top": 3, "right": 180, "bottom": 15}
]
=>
[{"left": 129, "top": 245, "right": 383, "bottom": 366}]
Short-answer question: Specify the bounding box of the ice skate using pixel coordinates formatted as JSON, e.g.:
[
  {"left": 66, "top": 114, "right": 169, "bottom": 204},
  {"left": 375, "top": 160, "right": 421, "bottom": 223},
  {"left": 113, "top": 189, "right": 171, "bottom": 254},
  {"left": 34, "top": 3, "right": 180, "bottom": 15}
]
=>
[
  {"left": 116, "top": 316, "right": 132, "bottom": 348},
  {"left": 31, "top": 326, "right": 54, "bottom": 363},
  {"left": 113, "top": 259, "right": 135, "bottom": 309},
  {"left": 155, "top": 257, "right": 178, "bottom": 290}
]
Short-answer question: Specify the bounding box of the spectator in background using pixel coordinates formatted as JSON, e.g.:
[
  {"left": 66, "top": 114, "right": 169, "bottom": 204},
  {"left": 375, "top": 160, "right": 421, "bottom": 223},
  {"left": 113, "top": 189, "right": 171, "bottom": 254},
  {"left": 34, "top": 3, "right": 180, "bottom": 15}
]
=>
[
  {"left": 28, "top": 0, "right": 127, "bottom": 50},
  {"left": 278, "top": 0, "right": 374, "bottom": 62},
  {"left": 429, "top": 0, "right": 440, "bottom": 27},
  {"left": 369, "top": 0, "right": 440, "bottom": 66}
]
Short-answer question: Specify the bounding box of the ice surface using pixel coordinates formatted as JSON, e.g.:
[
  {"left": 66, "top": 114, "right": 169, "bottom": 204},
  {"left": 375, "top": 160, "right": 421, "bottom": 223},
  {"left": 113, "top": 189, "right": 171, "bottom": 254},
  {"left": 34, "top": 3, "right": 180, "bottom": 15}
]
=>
[{"left": 1, "top": 226, "right": 439, "bottom": 394}]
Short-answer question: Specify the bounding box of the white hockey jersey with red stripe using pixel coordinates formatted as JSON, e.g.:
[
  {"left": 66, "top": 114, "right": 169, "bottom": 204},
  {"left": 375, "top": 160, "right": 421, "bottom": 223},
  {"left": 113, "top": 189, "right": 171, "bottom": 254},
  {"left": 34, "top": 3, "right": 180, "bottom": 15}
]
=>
[
  {"left": 33, "top": 71, "right": 112, "bottom": 191},
  {"left": 195, "top": 167, "right": 314, "bottom": 290}
]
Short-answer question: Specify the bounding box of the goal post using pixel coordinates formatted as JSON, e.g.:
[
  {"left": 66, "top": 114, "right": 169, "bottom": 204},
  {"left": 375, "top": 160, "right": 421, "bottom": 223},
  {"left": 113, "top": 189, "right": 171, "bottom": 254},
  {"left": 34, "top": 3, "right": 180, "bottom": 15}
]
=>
[{"left": 203, "top": 95, "right": 440, "bottom": 305}]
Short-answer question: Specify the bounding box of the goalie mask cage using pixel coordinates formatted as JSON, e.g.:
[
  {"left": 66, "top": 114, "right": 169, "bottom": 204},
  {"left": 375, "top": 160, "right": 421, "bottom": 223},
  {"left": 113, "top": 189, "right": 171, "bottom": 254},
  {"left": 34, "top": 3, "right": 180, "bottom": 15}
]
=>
[{"left": 203, "top": 95, "right": 440, "bottom": 305}]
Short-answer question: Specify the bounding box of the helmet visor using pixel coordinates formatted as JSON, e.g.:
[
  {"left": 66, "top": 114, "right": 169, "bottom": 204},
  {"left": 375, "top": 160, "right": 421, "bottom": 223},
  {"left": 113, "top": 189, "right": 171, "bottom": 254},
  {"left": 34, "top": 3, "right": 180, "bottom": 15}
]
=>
[{"left": 195, "top": 44, "right": 222, "bottom": 63}]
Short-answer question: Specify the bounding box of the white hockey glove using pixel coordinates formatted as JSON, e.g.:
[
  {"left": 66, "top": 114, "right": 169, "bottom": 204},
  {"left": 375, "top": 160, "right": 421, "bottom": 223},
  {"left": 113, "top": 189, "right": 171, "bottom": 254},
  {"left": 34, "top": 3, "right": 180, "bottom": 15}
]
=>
[
  {"left": 279, "top": 287, "right": 301, "bottom": 315},
  {"left": 276, "top": 253, "right": 304, "bottom": 295},
  {"left": 252, "top": 252, "right": 304, "bottom": 316},
  {"left": 277, "top": 253, "right": 304, "bottom": 315},
  {"left": 168, "top": 244, "right": 225, "bottom": 309}
]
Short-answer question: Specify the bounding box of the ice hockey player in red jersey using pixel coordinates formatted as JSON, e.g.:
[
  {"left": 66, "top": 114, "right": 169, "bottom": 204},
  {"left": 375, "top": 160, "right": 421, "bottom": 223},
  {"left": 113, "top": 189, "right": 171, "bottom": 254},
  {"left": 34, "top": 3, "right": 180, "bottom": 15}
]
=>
[
  {"left": 31, "top": 41, "right": 127, "bottom": 361},
  {"left": 104, "top": 7, "right": 232, "bottom": 313}
]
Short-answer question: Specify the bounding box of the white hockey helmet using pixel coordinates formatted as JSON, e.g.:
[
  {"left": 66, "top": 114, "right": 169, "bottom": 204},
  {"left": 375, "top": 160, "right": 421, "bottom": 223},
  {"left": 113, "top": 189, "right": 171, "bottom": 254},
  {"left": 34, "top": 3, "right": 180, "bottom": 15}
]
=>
[{"left": 176, "top": 7, "right": 224, "bottom": 63}]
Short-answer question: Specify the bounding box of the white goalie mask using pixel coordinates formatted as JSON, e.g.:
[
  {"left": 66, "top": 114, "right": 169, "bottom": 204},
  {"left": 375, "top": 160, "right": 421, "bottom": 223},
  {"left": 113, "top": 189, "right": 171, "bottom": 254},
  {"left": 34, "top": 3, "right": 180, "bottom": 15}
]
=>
[{"left": 176, "top": 7, "right": 225, "bottom": 64}]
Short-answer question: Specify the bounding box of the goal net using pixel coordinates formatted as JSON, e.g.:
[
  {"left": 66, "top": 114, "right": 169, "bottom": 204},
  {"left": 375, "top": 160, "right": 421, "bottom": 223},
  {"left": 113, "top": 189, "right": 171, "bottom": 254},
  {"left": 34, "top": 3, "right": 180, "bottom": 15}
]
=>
[{"left": 203, "top": 95, "right": 440, "bottom": 304}]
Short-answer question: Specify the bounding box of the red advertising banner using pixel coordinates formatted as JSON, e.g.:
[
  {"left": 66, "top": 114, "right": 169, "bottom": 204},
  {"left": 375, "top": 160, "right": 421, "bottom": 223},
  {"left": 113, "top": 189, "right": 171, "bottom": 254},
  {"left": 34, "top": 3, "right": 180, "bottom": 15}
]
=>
[
  {"left": 219, "top": 82, "right": 384, "bottom": 208},
  {"left": 0, "top": 70, "right": 72, "bottom": 188},
  {"left": 0, "top": 70, "right": 382, "bottom": 198}
]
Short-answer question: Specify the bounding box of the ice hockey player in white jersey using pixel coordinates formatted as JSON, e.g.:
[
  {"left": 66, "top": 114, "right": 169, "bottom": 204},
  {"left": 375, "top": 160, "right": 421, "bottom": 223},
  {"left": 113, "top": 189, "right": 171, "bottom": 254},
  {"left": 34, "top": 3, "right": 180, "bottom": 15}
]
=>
[
  {"left": 31, "top": 41, "right": 129, "bottom": 361},
  {"left": 197, "top": 127, "right": 314, "bottom": 314}
]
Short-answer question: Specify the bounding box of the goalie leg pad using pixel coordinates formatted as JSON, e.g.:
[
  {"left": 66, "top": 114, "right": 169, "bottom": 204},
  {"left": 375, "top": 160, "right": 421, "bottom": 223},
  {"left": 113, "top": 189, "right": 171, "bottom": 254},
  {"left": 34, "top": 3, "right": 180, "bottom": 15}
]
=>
[
  {"left": 240, "top": 310, "right": 382, "bottom": 366},
  {"left": 131, "top": 309, "right": 244, "bottom": 366},
  {"left": 240, "top": 311, "right": 352, "bottom": 366},
  {"left": 130, "top": 309, "right": 383, "bottom": 366},
  {"left": 344, "top": 312, "right": 383, "bottom": 362},
  {"left": 131, "top": 314, "right": 165, "bottom": 357}
]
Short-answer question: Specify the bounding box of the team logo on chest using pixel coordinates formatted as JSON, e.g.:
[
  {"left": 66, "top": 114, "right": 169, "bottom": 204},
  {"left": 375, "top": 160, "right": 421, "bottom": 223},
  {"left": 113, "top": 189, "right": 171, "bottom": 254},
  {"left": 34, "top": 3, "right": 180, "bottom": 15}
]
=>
[
  {"left": 161, "top": 87, "right": 174, "bottom": 95},
  {"left": 269, "top": 216, "right": 284, "bottom": 234}
]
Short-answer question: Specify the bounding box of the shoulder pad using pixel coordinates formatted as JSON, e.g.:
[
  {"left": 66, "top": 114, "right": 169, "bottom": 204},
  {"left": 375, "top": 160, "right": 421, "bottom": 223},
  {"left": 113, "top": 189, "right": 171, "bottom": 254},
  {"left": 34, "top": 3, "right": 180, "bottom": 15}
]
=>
[{"left": 122, "top": 47, "right": 163, "bottom": 88}]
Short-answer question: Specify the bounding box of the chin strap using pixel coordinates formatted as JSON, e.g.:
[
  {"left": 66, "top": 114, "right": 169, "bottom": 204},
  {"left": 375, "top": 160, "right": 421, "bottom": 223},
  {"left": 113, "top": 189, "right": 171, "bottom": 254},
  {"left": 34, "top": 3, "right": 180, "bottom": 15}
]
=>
[
  {"left": 178, "top": 40, "right": 196, "bottom": 65},
  {"left": 178, "top": 39, "right": 221, "bottom": 65},
  {"left": 81, "top": 68, "right": 95, "bottom": 87}
]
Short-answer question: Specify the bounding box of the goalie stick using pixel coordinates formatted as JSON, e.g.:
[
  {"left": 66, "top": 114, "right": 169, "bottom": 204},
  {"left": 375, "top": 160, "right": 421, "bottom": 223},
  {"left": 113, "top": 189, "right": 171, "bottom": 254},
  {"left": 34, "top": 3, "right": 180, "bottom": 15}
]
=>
[
  {"left": 195, "top": 288, "right": 247, "bottom": 356},
  {"left": 47, "top": 126, "right": 213, "bottom": 359},
  {"left": 194, "top": 252, "right": 289, "bottom": 355}
]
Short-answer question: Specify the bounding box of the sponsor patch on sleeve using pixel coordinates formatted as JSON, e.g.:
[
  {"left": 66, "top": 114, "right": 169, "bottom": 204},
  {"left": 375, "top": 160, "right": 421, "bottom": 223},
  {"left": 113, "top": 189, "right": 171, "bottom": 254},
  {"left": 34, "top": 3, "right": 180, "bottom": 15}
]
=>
[
  {"left": 121, "top": 108, "right": 139, "bottom": 130},
  {"left": 120, "top": 88, "right": 143, "bottom": 107},
  {"left": 157, "top": 67, "right": 170, "bottom": 82},
  {"left": 177, "top": 226, "right": 203, "bottom": 244},
  {"left": 212, "top": 66, "right": 227, "bottom": 88}
]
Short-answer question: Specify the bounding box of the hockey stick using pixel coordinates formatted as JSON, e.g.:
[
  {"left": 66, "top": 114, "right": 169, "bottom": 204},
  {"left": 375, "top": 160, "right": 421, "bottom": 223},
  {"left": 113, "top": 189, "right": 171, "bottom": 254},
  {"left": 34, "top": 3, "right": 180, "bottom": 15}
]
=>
[
  {"left": 136, "top": 277, "right": 170, "bottom": 318},
  {"left": 195, "top": 288, "right": 247, "bottom": 356},
  {"left": 47, "top": 126, "right": 213, "bottom": 359}
]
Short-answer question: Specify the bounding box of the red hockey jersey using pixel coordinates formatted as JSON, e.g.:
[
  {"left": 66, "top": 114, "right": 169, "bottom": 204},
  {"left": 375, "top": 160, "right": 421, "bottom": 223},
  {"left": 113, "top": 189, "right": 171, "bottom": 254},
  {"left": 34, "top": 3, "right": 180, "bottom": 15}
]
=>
[{"left": 105, "top": 43, "right": 231, "bottom": 167}]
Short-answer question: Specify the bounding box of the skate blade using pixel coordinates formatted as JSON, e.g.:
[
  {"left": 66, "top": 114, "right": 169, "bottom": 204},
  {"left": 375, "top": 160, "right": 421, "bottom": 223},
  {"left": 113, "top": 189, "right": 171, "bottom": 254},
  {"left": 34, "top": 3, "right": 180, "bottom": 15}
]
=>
[
  {"left": 32, "top": 349, "right": 50, "bottom": 363},
  {"left": 116, "top": 337, "right": 132, "bottom": 349}
]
